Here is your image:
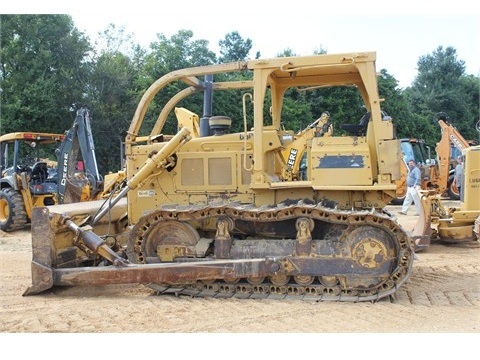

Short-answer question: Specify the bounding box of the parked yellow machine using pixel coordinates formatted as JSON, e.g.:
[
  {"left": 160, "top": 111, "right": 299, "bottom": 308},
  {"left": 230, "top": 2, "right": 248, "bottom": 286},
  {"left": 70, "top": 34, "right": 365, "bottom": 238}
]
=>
[
  {"left": 431, "top": 145, "right": 479, "bottom": 243},
  {"left": 0, "top": 109, "right": 125, "bottom": 232},
  {"left": 392, "top": 113, "right": 474, "bottom": 204},
  {"left": 56, "top": 107, "right": 126, "bottom": 204},
  {"left": 25, "top": 52, "right": 425, "bottom": 302},
  {"left": 0, "top": 132, "right": 64, "bottom": 231},
  {"left": 412, "top": 145, "right": 480, "bottom": 251},
  {"left": 434, "top": 113, "right": 475, "bottom": 199}
]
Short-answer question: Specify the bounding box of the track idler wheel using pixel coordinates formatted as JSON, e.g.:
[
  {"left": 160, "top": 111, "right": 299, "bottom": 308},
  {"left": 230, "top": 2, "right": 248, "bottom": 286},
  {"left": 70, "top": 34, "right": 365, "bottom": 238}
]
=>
[
  {"left": 128, "top": 220, "right": 200, "bottom": 263},
  {"left": 294, "top": 275, "right": 314, "bottom": 286},
  {"left": 270, "top": 274, "right": 290, "bottom": 286},
  {"left": 247, "top": 276, "right": 265, "bottom": 285},
  {"left": 319, "top": 276, "right": 339, "bottom": 287}
]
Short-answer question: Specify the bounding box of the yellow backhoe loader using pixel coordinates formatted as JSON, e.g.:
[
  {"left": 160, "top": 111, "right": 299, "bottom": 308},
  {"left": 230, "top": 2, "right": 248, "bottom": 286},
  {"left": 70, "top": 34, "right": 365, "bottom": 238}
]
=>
[
  {"left": 392, "top": 113, "right": 474, "bottom": 204},
  {"left": 0, "top": 108, "right": 125, "bottom": 232},
  {"left": 0, "top": 132, "right": 64, "bottom": 231}
]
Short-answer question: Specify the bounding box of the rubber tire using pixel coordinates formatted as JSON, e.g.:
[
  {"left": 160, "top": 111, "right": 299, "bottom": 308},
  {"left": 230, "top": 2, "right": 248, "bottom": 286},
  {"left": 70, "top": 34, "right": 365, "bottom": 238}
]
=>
[
  {"left": 390, "top": 196, "right": 405, "bottom": 206},
  {"left": 446, "top": 175, "right": 460, "bottom": 201},
  {"left": 0, "top": 188, "right": 28, "bottom": 232}
]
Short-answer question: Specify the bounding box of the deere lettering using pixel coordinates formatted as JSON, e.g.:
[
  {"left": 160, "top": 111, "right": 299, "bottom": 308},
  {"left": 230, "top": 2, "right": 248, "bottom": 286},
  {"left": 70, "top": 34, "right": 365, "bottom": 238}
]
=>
[
  {"left": 60, "top": 152, "right": 69, "bottom": 186},
  {"left": 287, "top": 148, "right": 298, "bottom": 168}
]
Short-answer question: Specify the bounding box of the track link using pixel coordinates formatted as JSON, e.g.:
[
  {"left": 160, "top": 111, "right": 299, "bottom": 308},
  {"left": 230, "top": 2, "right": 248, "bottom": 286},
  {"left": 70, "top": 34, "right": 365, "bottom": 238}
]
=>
[{"left": 128, "top": 200, "right": 414, "bottom": 302}]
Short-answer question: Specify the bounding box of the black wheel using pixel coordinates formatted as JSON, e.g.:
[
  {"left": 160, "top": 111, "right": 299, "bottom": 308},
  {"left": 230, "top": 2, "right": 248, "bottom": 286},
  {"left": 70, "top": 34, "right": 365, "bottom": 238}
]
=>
[
  {"left": 390, "top": 196, "right": 405, "bottom": 206},
  {"left": 447, "top": 175, "right": 460, "bottom": 200},
  {"left": 0, "top": 188, "right": 28, "bottom": 232}
]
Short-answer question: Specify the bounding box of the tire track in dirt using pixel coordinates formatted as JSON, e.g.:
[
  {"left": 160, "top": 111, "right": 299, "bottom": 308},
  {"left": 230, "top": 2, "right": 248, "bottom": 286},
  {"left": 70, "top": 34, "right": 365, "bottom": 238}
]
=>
[
  {"left": 400, "top": 261, "right": 480, "bottom": 306},
  {"left": 1, "top": 216, "right": 479, "bottom": 332}
]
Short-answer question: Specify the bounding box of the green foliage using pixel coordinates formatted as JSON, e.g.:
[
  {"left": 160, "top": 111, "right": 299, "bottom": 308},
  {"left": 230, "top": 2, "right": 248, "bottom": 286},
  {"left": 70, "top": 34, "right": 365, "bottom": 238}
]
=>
[
  {"left": 404, "top": 46, "right": 479, "bottom": 148},
  {"left": 2, "top": 17, "right": 478, "bottom": 175},
  {"left": 276, "top": 48, "right": 297, "bottom": 57},
  {"left": 302, "top": 86, "right": 365, "bottom": 134},
  {"left": 218, "top": 31, "right": 253, "bottom": 62},
  {"left": 85, "top": 50, "right": 140, "bottom": 172},
  {"left": 0, "top": 15, "right": 92, "bottom": 135},
  {"left": 377, "top": 69, "right": 413, "bottom": 138},
  {"left": 136, "top": 30, "right": 217, "bottom": 136}
]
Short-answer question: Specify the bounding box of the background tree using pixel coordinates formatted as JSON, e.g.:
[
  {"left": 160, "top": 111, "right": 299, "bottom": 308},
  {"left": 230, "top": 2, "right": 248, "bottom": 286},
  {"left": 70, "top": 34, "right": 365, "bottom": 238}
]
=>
[
  {"left": 377, "top": 69, "right": 413, "bottom": 138},
  {"left": 83, "top": 24, "right": 144, "bottom": 172},
  {"left": 218, "top": 31, "right": 253, "bottom": 62},
  {"left": 404, "top": 46, "right": 479, "bottom": 148},
  {"left": 138, "top": 30, "right": 217, "bottom": 135},
  {"left": 212, "top": 32, "right": 256, "bottom": 132},
  {"left": 0, "top": 15, "right": 92, "bottom": 135},
  {"left": 2, "top": 15, "right": 479, "bottom": 174}
]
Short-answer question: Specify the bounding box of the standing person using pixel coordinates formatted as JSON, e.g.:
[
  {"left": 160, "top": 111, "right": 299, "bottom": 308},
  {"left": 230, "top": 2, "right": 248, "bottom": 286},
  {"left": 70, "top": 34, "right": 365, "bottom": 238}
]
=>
[
  {"left": 399, "top": 159, "right": 422, "bottom": 216},
  {"left": 454, "top": 155, "right": 464, "bottom": 199}
]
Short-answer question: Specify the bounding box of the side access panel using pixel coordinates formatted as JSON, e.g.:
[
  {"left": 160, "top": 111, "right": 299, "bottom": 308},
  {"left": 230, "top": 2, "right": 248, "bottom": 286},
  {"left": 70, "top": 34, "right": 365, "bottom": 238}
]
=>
[{"left": 311, "top": 137, "right": 372, "bottom": 186}]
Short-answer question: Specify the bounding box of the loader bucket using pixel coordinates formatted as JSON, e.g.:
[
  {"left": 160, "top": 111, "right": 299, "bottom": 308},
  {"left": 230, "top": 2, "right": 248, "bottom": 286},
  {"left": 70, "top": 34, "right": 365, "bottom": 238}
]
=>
[
  {"left": 436, "top": 208, "right": 480, "bottom": 243},
  {"left": 437, "top": 223, "right": 476, "bottom": 243}
]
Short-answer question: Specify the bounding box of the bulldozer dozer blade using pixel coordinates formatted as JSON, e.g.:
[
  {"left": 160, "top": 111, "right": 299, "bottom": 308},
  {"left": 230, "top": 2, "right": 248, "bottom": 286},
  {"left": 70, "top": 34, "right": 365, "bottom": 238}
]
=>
[
  {"left": 24, "top": 206, "right": 57, "bottom": 296},
  {"left": 24, "top": 201, "right": 278, "bottom": 295},
  {"left": 25, "top": 199, "right": 129, "bottom": 295},
  {"left": 23, "top": 261, "right": 54, "bottom": 296},
  {"left": 24, "top": 258, "right": 276, "bottom": 295}
]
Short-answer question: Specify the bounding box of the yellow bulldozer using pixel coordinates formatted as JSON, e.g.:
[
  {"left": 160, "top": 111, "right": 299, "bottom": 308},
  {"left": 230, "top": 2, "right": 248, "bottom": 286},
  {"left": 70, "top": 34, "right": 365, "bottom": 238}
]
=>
[{"left": 25, "top": 52, "right": 427, "bottom": 302}]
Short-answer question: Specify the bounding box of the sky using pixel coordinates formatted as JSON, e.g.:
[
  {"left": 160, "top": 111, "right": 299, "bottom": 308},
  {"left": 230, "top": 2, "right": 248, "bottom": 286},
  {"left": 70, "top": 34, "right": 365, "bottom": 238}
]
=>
[
  {"left": 1, "top": 2, "right": 479, "bottom": 350},
  {"left": 3, "top": 1, "right": 480, "bottom": 89}
]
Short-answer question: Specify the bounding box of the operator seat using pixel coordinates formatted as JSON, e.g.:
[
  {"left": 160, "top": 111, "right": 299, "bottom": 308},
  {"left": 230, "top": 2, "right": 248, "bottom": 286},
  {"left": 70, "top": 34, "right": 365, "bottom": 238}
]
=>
[
  {"left": 341, "top": 112, "right": 371, "bottom": 136},
  {"left": 29, "top": 162, "right": 48, "bottom": 183}
]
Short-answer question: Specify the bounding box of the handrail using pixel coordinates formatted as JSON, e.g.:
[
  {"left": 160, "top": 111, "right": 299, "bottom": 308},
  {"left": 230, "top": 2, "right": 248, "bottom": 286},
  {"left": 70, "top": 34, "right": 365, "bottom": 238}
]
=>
[{"left": 242, "top": 93, "right": 253, "bottom": 171}]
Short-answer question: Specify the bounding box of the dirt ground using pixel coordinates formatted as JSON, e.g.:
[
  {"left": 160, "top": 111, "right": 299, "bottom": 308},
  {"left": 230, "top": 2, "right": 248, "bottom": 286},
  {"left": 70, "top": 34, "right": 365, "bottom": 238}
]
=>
[{"left": 1, "top": 202, "right": 479, "bottom": 351}]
